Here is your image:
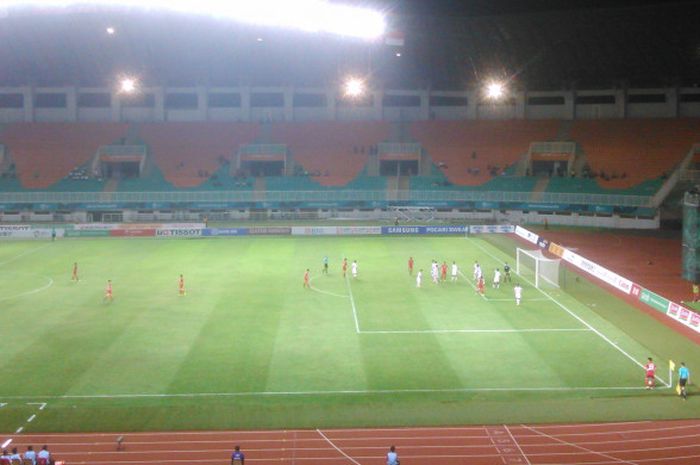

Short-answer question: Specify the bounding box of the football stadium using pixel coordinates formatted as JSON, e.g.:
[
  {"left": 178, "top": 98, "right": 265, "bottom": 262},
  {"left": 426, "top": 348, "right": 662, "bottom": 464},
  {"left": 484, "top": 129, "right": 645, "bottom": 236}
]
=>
[{"left": 1, "top": 0, "right": 700, "bottom": 464}]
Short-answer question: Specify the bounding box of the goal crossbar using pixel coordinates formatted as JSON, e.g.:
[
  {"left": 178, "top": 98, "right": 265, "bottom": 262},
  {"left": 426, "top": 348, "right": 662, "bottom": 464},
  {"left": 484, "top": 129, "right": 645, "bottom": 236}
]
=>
[{"left": 516, "top": 248, "right": 562, "bottom": 289}]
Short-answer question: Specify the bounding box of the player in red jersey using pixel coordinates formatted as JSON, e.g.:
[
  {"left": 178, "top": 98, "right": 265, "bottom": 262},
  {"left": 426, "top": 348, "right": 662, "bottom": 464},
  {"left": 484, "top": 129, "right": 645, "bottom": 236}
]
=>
[
  {"left": 104, "top": 280, "right": 113, "bottom": 302},
  {"left": 303, "top": 269, "right": 310, "bottom": 289},
  {"left": 71, "top": 262, "right": 79, "bottom": 282},
  {"left": 645, "top": 357, "right": 656, "bottom": 389},
  {"left": 440, "top": 262, "right": 448, "bottom": 282},
  {"left": 342, "top": 258, "right": 348, "bottom": 278},
  {"left": 178, "top": 274, "right": 186, "bottom": 296},
  {"left": 408, "top": 257, "right": 414, "bottom": 275},
  {"left": 477, "top": 275, "right": 485, "bottom": 295}
]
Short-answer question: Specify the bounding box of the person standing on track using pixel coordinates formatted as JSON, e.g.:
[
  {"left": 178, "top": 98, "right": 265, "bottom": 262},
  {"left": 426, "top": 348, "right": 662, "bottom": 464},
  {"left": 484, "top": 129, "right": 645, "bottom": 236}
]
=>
[
  {"left": 231, "top": 445, "right": 245, "bottom": 465},
  {"left": 386, "top": 445, "right": 399, "bottom": 465},
  {"left": 645, "top": 357, "right": 656, "bottom": 390},
  {"left": 679, "top": 362, "right": 690, "bottom": 400}
]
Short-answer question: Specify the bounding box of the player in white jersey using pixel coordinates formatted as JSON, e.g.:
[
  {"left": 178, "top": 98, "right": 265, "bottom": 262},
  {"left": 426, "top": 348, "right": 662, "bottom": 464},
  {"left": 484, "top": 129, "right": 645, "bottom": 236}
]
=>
[
  {"left": 475, "top": 265, "right": 483, "bottom": 283},
  {"left": 351, "top": 260, "right": 358, "bottom": 278},
  {"left": 514, "top": 283, "right": 523, "bottom": 305},
  {"left": 416, "top": 269, "right": 423, "bottom": 288},
  {"left": 493, "top": 269, "right": 501, "bottom": 288},
  {"left": 451, "top": 261, "right": 458, "bottom": 281},
  {"left": 473, "top": 261, "right": 480, "bottom": 281},
  {"left": 431, "top": 260, "right": 439, "bottom": 284}
]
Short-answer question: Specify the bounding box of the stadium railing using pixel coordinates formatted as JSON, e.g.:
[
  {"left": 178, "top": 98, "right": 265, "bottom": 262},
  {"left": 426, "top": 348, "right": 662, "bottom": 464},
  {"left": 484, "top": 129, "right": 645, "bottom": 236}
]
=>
[{"left": 0, "top": 190, "right": 652, "bottom": 207}]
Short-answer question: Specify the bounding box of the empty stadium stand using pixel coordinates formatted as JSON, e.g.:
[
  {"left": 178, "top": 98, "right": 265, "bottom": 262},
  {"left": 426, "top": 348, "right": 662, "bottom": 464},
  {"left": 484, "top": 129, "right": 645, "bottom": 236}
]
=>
[
  {"left": 410, "top": 120, "right": 560, "bottom": 186},
  {"left": 138, "top": 122, "right": 259, "bottom": 188},
  {"left": 0, "top": 123, "right": 128, "bottom": 189},
  {"left": 570, "top": 119, "right": 700, "bottom": 189},
  {"left": 271, "top": 122, "right": 391, "bottom": 187}
]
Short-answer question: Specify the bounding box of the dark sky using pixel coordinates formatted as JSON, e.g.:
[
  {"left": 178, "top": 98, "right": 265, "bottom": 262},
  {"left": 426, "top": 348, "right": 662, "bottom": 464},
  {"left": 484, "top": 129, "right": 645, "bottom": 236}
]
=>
[{"left": 379, "top": 0, "right": 700, "bottom": 17}]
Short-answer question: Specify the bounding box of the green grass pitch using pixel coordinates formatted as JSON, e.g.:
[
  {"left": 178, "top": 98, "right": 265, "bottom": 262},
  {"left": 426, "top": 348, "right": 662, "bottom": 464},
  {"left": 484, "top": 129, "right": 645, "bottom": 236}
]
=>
[{"left": 1, "top": 234, "right": 699, "bottom": 433}]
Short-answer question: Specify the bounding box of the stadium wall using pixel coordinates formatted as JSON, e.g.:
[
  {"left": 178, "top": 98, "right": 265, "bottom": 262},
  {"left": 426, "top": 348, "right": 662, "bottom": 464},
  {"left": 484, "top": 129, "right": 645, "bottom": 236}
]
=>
[{"left": 2, "top": 86, "right": 699, "bottom": 123}]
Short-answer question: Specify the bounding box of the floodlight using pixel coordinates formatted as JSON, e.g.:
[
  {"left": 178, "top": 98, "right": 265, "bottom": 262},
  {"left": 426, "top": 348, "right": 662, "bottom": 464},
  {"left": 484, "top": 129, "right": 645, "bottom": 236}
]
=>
[
  {"left": 106, "top": 26, "right": 115, "bottom": 34},
  {"left": 485, "top": 81, "right": 505, "bottom": 100},
  {"left": 344, "top": 77, "right": 365, "bottom": 98},
  {"left": 395, "top": 52, "right": 401, "bottom": 57},
  {"left": 118, "top": 77, "right": 138, "bottom": 94},
  {"left": 2, "top": 0, "right": 387, "bottom": 40}
]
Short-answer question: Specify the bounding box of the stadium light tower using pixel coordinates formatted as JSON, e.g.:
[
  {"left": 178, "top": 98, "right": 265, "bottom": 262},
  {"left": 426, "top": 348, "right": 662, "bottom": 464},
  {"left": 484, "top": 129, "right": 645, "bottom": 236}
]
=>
[{"left": 343, "top": 77, "right": 366, "bottom": 98}]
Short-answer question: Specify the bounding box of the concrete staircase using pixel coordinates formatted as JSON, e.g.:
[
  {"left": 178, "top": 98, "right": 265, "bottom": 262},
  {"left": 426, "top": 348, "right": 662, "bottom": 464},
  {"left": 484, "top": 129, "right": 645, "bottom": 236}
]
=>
[{"left": 530, "top": 176, "right": 550, "bottom": 201}]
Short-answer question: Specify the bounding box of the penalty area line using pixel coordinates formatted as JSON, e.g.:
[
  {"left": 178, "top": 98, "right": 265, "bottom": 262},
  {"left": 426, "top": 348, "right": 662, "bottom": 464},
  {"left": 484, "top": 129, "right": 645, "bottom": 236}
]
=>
[
  {"left": 468, "top": 237, "right": 670, "bottom": 387},
  {"left": 360, "top": 328, "right": 592, "bottom": 335}
]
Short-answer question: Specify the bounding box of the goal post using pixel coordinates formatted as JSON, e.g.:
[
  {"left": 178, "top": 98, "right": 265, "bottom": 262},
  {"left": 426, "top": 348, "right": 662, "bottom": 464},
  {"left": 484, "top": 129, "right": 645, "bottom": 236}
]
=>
[{"left": 516, "top": 248, "right": 563, "bottom": 289}]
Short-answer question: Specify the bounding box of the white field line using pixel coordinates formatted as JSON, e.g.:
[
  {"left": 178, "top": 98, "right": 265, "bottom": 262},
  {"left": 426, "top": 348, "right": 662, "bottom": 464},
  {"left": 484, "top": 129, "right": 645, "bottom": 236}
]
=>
[
  {"left": 457, "top": 270, "right": 487, "bottom": 300},
  {"left": 308, "top": 277, "right": 348, "bottom": 299},
  {"left": 0, "top": 276, "right": 54, "bottom": 302},
  {"left": 0, "top": 243, "right": 51, "bottom": 267},
  {"left": 469, "top": 238, "right": 669, "bottom": 387},
  {"left": 0, "top": 385, "right": 650, "bottom": 401},
  {"left": 521, "top": 424, "right": 638, "bottom": 465},
  {"left": 316, "top": 429, "right": 363, "bottom": 465},
  {"left": 360, "top": 328, "right": 591, "bottom": 335},
  {"left": 504, "top": 424, "right": 533, "bottom": 465},
  {"left": 344, "top": 273, "right": 361, "bottom": 334}
]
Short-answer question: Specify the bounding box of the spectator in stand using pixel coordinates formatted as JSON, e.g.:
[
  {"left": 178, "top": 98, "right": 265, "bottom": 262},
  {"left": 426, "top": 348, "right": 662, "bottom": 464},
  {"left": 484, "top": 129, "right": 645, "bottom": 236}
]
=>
[
  {"left": 37, "top": 446, "right": 50, "bottom": 465},
  {"left": 231, "top": 445, "right": 245, "bottom": 465},
  {"left": 386, "top": 445, "right": 399, "bottom": 465},
  {"left": 0, "top": 450, "right": 10, "bottom": 465},
  {"left": 24, "top": 446, "right": 36, "bottom": 465},
  {"left": 9, "top": 448, "right": 20, "bottom": 463}
]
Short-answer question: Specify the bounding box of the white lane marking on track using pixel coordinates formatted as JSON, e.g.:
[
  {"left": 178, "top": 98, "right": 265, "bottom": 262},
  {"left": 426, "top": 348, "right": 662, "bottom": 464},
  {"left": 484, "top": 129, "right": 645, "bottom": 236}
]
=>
[
  {"left": 521, "top": 424, "right": 638, "bottom": 465},
  {"left": 469, "top": 238, "right": 669, "bottom": 387},
  {"left": 316, "top": 429, "right": 363, "bottom": 465}
]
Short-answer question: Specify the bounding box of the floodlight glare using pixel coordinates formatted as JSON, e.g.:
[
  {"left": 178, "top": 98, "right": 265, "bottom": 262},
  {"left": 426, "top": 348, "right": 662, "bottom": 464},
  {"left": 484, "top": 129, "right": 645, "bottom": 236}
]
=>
[
  {"left": 3, "top": 0, "right": 387, "bottom": 40},
  {"left": 119, "top": 77, "right": 137, "bottom": 94},
  {"left": 344, "top": 77, "right": 365, "bottom": 98},
  {"left": 106, "top": 26, "right": 115, "bottom": 34},
  {"left": 485, "top": 81, "right": 505, "bottom": 100}
]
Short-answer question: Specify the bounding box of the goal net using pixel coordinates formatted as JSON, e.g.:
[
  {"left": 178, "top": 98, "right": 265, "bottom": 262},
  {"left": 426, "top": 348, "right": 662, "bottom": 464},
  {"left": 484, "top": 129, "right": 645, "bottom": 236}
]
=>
[{"left": 516, "top": 248, "right": 562, "bottom": 289}]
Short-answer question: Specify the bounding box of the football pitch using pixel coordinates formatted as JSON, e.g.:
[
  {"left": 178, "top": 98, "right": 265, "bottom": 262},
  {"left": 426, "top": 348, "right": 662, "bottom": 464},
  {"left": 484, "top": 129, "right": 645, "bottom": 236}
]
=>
[{"left": 1, "top": 233, "right": 699, "bottom": 433}]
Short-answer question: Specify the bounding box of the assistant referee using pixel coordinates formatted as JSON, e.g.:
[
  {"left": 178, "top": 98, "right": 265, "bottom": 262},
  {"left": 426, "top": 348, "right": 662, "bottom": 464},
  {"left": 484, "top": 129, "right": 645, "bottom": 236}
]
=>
[{"left": 679, "top": 362, "right": 690, "bottom": 400}]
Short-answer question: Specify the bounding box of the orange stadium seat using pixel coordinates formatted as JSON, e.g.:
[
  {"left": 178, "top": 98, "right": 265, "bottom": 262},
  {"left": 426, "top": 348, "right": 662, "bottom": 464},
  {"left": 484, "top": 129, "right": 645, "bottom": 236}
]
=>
[
  {"left": 271, "top": 121, "right": 390, "bottom": 186},
  {"left": 570, "top": 119, "right": 700, "bottom": 188},
  {"left": 410, "top": 120, "right": 559, "bottom": 185},
  {"left": 0, "top": 123, "right": 128, "bottom": 189},
  {"left": 139, "top": 123, "right": 259, "bottom": 188}
]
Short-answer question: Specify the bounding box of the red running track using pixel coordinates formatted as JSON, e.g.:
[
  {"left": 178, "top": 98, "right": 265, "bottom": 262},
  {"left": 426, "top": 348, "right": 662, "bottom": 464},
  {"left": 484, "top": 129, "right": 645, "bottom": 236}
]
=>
[{"left": 3, "top": 420, "right": 700, "bottom": 465}]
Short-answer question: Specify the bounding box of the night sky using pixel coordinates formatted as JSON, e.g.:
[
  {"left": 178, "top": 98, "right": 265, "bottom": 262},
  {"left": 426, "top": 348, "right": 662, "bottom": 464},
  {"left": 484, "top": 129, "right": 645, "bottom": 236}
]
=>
[{"left": 379, "top": 0, "right": 700, "bottom": 16}]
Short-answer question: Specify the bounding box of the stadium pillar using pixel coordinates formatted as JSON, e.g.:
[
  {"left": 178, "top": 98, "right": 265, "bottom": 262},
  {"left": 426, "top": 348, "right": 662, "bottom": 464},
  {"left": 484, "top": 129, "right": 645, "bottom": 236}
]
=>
[
  {"left": 515, "top": 91, "right": 526, "bottom": 119},
  {"left": 373, "top": 90, "right": 383, "bottom": 120},
  {"left": 111, "top": 92, "right": 122, "bottom": 122},
  {"left": 154, "top": 87, "right": 165, "bottom": 122},
  {"left": 283, "top": 87, "right": 293, "bottom": 122},
  {"left": 66, "top": 87, "right": 78, "bottom": 122},
  {"left": 466, "top": 90, "right": 477, "bottom": 119},
  {"left": 615, "top": 88, "right": 626, "bottom": 118},
  {"left": 683, "top": 190, "right": 700, "bottom": 282},
  {"left": 196, "top": 86, "right": 208, "bottom": 121},
  {"left": 21, "top": 86, "right": 33, "bottom": 122},
  {"left": 419, "top": 91, "right": 429, "bottom": 120},
  {"left": 667, "top": 87, "right": 679, "bottom": 118},
  {"left": 564, "top": 91, "right": 575, "bottom": 120},
  {"left": 241, "top": 87, "right": 251, "bottom": 122},
  {"left": 326, "top": 90, "right": 337, "bottom": 120}
]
